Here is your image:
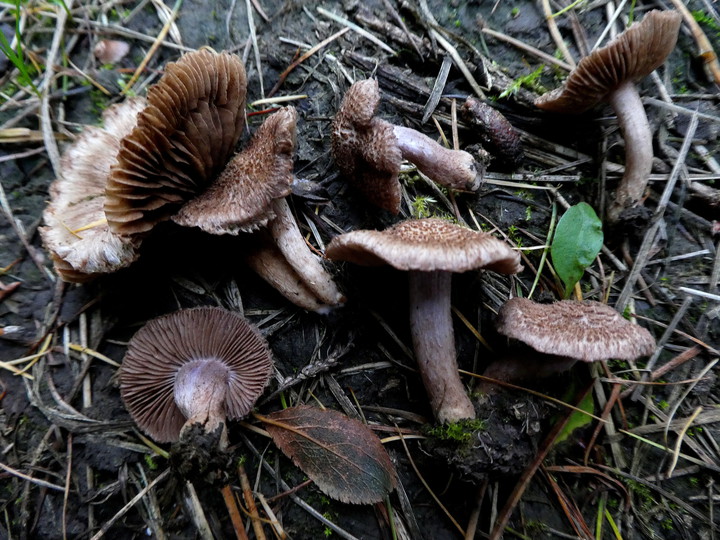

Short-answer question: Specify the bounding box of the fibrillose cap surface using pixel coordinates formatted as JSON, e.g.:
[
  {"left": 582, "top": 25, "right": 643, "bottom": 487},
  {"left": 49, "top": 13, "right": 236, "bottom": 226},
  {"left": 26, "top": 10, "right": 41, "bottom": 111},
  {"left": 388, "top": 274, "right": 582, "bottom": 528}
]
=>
[
  {"left": 495, "top": 297, "right": 656, "bottom": 362},
  {"left": 535, "top": 10, "right": 682, "bottom": 113},
  {"left": 172, "top": 106, "right": 297, "bottom": 234},
  {"left": 119, "top": 307, "right": 273, "bottom": 442},
  {"left": 40, "top": 98, "right": 147, "bottom": 282},
  {"left": 331, "top": 79, "right": 402, "bottom": 213},
  {"left": 326, "top": 218, "right": 522, "bottom": 274},
  {"left": 105, "top": 49, "right": 247, "bottom": 235}
]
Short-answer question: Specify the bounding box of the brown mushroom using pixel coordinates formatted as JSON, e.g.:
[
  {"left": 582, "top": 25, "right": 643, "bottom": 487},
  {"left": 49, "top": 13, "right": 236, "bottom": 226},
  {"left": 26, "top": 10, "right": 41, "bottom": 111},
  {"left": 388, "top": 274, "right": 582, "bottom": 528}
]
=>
[
  {"left": 105, "top": 49, "right": 247, "bottom": 235},
  {"left": 40, "top": 49, "right": 247, "bottom": 282},
  {"left": 535, "top": 10, "right": 682, "bottom": 223},
  {"left": 40, "top": 98, "right": 148, "bottom": 281},
  {"left": 172, "top": 107, "right": 344, "bottom": 312},
  {"left": 119, "top": 306, "right": 273, "bottom": 444},
  {"left": 331, "top": 79, "right": 481, "bottom": 214},
  {"left": 495, "top": 297, "right": 656, "bottom": 362},
  {"left": 326, "top": 218, "right": 522, "bottom": 424}
]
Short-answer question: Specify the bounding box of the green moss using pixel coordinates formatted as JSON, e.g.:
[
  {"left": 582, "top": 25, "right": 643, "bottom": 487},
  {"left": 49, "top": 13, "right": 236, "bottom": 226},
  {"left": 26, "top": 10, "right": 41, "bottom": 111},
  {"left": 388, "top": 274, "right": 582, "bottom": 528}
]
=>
[
  {"left": 144, "top": 454, "right": 158, "bottom": 470},
  {"left": 500, "top": 65, "right": 546, "bottom": 99},
  {"left": 426, "top": 418, "right": 486, "bottom": 444}
]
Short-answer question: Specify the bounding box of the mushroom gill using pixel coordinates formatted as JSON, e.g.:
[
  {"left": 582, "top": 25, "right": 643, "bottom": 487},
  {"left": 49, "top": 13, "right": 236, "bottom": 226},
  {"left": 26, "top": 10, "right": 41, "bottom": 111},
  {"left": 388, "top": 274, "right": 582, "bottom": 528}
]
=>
[{"left": 105, "top": 49, "right": 247, "bottom": 236}]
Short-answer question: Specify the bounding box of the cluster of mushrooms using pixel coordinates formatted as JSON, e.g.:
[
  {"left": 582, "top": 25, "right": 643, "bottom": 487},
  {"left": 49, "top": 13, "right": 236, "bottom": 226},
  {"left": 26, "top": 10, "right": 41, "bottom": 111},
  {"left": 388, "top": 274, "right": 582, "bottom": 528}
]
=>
[{"left": 40, "top": 10, "right": 680, "bottom": 442}]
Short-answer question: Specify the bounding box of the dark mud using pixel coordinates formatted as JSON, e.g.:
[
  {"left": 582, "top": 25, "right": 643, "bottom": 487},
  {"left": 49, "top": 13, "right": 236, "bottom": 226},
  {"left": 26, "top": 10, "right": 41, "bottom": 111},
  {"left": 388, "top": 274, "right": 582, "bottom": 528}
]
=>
[{"left": 1, "top": 0, "right": 719, "bottom": 539}]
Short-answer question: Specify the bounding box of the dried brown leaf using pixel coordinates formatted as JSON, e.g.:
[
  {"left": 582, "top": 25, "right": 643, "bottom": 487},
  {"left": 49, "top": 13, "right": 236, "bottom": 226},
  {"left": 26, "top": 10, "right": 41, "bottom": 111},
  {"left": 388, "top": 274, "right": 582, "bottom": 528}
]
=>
[{"left": 261, "top": 405, "right": 397, "bottom": 504}]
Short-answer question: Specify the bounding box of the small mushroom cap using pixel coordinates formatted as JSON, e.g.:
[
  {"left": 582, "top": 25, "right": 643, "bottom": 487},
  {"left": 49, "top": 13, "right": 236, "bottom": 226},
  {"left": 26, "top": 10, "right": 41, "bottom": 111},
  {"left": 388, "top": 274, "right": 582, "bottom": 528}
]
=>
[
  {"left": 40, "top": 98, "right": 147, "bottom": 281},
  {"left": 105, "top": 49, "right": 247, "bottom": 235},
  {"left": 326, "top": 218, "right": 522, "bottom": 274},
  {"left": 119, "top": 306, "right": 273, "bottom": 442},
  {"left": 331, "top": 79, "right": 402, "bottom": 213},
  {"left": 495, "top": 297, "right": 656, "bottom": 362},
  {"left": 172, "top": 106, "right": 297, "bottom": 234},
  {"left": 535, "top": 10, "right": 682, "bottom": 113}
]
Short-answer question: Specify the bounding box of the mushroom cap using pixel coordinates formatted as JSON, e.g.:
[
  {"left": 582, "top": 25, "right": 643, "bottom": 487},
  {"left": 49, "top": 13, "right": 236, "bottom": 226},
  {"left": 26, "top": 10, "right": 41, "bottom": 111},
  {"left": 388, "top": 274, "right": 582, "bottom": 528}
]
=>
[
  {"left": 105, "top": 49, "right": 247, "bottom": 235},
  {"left": 119, "top": 306, "right": 273, "bottom": 442},
  {"left": 40, "top": 98, "right": 147, "bottom": 282},
  {"left": 325, "top": 218, "right": 522, "bottom": 274},
  {"left": 495, "top": 297, "right": 656, "bottom": 362},
  {"left": 535, "top": 10, "right": 682, "bottom": 113},
  {"left": 331, "top": 79, "right": 402, "bottom": 213},
  {"left": 172, "top": 106, "right": 297, "bottom": 234}
]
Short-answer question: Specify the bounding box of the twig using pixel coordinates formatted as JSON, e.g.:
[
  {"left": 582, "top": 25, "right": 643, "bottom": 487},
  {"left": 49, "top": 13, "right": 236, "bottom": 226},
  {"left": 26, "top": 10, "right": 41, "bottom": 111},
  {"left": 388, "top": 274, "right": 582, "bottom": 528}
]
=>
[
  {"left": 422, "top": 55, "right": 452, "bottom": 124},
  {"left": 667, "top": 0, "right": 720, "bottom": 85},
  {"left": 238, "top": 463, "right": 266, "bottom": 540},
  {"left": 89, "top": 469, "right": 170, "bottom": 540},
  {"left": 0, "top": 461, "right": 66, "bottom": 492},
  {"left": 220, "top": 485, "right": 250, "bottom": 540},
  {"left": 540, "top": 0, "right": 576, "bottom": 68},
  {"left": 429, "top": 28, "right": 486, "bottom": 99},
  {"left": 40, "top": 0, "right": 75, "bottom": 177},
  {"left": 121, "top": 0, "right": 183, "bottom": 96},
  {"left": 317, "top": 7, "right": 396, "bottom": 56},
  {"left": 480, "top": 27, "right": 572, "bottom": 71},
  {"left": 246, "top": 0, "right": 264, "bottom": 98},
  {"left": 268, "top": 27, "right": 350, "bottom": 97}
]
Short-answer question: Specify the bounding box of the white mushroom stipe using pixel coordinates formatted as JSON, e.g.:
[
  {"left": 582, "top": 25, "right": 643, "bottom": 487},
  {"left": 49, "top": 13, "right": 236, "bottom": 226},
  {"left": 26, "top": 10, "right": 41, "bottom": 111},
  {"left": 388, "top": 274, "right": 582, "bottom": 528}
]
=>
[
  {"left": 393, "top": 126, "right": 480, "bottom": 191},
  {"left": 409, "top": 271, "right": 476, "bottom": 423}
]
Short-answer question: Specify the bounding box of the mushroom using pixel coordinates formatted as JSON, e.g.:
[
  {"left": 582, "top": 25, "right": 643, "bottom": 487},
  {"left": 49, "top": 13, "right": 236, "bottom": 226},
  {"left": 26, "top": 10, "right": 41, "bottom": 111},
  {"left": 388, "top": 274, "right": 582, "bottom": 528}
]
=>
[
  {"left": 172, "top": 107, "right": 344, "bottom": 312},
  {"left": 331, "top": 79, "right": 482, "bottom": 214},
  {"left": 40, "top": 98, "right": 147, "bottom": 281},
  {"left": 40, "top": 49, "right": 247, "bottom": 282},
  {"left": 491, "top": 297, "right": 655, "bottom": 380},
  {"left": 326, "top": 218, "right": 522, "bottom": 423},
  {"left": 119, "top": 306, "right": 273, "bottom": 445},
  {"left": 105, "top": 49, "right": 247, "bottom": 236},
  {"left": 535, "top": 10, "right": 682, "bottom": 223}
]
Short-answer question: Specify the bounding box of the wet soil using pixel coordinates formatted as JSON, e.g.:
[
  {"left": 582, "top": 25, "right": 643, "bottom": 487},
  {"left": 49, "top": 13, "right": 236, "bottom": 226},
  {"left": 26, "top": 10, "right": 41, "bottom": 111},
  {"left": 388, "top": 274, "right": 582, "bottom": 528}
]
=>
[{"left": 1, "top": 0, "right": 719, "bottom": 539}]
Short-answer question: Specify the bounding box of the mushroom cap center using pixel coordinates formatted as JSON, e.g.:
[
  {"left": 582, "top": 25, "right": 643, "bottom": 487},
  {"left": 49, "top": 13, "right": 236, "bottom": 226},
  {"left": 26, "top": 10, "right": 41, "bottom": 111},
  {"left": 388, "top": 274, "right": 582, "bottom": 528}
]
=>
[{"left": 174, "top": 358, "right": 231, "bottom": 420}]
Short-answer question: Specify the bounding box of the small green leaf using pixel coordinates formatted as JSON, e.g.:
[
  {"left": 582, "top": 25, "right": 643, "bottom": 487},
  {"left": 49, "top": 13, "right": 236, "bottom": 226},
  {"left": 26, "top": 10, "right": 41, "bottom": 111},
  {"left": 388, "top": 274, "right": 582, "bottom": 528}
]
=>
[
  {"left": 554, "top": 388, "right": 595, "bottom": 445},
  {"left": 551, "top": 202, "right": 603, "bottom": 298}
]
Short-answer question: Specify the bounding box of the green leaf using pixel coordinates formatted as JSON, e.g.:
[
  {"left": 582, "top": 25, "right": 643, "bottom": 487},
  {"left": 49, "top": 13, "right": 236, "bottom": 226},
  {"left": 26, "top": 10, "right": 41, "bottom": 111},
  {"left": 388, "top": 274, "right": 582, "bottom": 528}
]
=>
[
  {"left": 550, "top": 202, "right": 603, "bottom": 298},
  {"left": 553, "top": 387, "right": 595, "bottom": 445}
]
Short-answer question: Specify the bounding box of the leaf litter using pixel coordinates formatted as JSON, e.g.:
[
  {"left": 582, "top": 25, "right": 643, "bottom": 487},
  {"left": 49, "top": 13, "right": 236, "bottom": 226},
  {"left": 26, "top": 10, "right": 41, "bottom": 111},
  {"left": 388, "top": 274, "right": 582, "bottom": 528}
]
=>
[{"left": 0, "top": 0, "right": 718, "bottom": 539}]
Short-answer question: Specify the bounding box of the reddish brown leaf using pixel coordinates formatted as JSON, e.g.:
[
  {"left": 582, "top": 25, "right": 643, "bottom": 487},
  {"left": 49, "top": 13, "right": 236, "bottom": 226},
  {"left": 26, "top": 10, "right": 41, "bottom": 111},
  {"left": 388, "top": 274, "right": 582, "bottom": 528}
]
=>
[{"left": 261, "top": 405, "right": 397, "bottom": 504}]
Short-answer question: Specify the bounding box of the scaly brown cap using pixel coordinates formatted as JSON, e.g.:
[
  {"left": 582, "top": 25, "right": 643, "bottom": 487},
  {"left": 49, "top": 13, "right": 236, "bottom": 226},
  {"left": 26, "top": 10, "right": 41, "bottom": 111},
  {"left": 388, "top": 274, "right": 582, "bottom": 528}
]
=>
[
  {"left": 326, "top": 218, "right": 522, "bottom": 274},
  {"left": 495, "top": 297, "right": 656, "bottom": 362},
  {"left": 331, "top": 79, "right": 402, "bottom": 213},
  {"left": 173, "top": 107, "right": 297, "bottom": 234},
  {"left": 105, "top": 49, "right": 247, "bottom": 235},
  {"left": 535, "top": 10, "right": 682, "bottom": 113},
  {"left": 40, "top": 98, "right": 147, "bottom": 282},
  {"left": 119, "top": 306, "right": 273, "bottom": 442}
]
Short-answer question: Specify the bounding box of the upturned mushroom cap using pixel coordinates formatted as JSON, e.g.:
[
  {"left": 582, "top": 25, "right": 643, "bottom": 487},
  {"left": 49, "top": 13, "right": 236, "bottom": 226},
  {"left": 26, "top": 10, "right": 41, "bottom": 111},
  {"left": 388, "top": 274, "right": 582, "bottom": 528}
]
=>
[
  {"left": 40, "top": 98, "right": 147, "bottom": 282},
  {"left": 331, "top": 79, "right": 402, "bottom": 213},
  {"left": 119, "top": 306, "right": 273, "bottom": 442},
  {"left": 495, "top": 297, "right": 656, "bottom": 362},
  {"left": 535, "top": 10, "right": 682, "bottom": 113},
  {"left": 172, "top": 107, "right": 297, "bottom": 234},
  {"left": 325, "top": 218, "right": 522, "bottom": 275},
  {"left": 105, "top": 49, "right": 247, "bottom": 235}
]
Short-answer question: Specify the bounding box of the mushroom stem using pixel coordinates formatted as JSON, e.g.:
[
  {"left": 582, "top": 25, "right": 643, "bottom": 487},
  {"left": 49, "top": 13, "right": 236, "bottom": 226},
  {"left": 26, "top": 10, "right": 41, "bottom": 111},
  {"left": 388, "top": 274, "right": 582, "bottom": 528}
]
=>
[
  {"left": 175, "top": 359, "right": 229, "bottom": 445},
  {"left": 606, "top": 81, "right": 653, "bottom": 223},
  {"left": 245, "top": 236, "right": 336, "bottom": 313},
  {"left": 268, "top": 198, "right": 344, "bottom": 308},
  {"left": 408, "top": 270, "right": 476, "bottom": 423},
  {"left": 393, "top": 126, "right": 481, "bottom": 191}
]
